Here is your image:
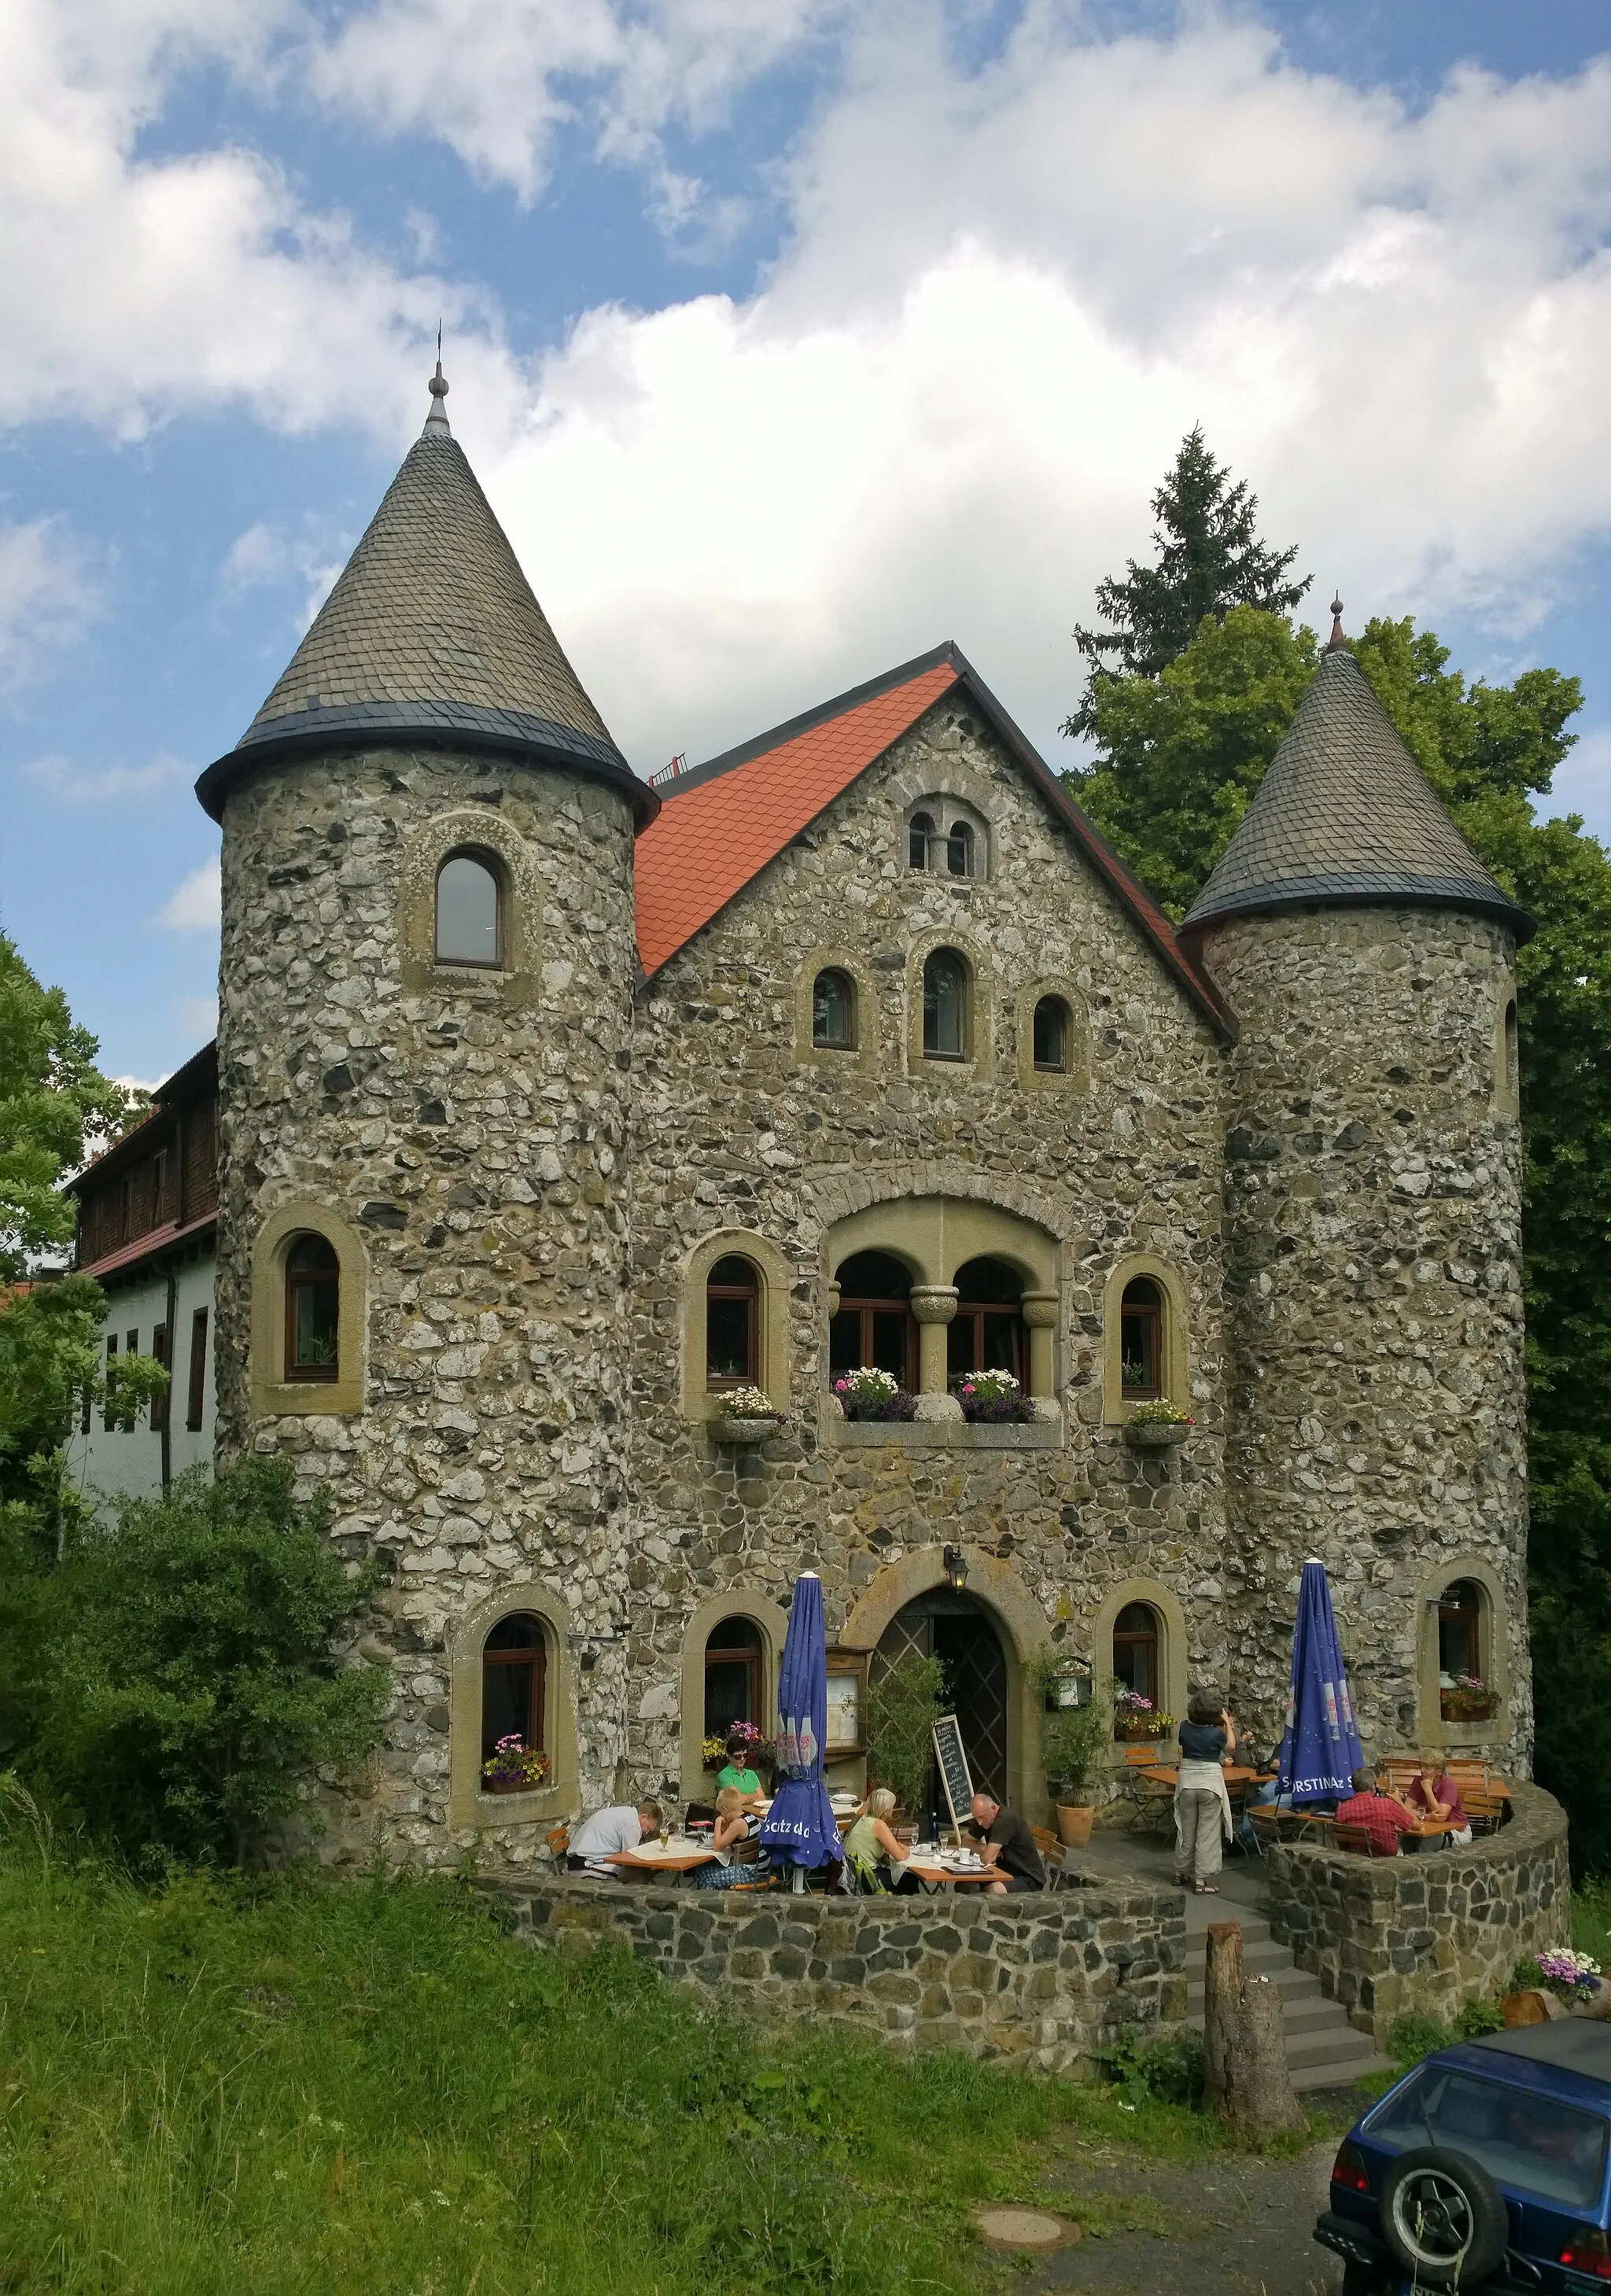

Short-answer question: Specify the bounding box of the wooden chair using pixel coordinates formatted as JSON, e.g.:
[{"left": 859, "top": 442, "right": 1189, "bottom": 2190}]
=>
[
  {"left": 547, "top": 1824, "right": 570, "bottom": 1875},
  {"left": 1031, "top": 1827, "right": 1069, "bottom": 1892},
  {"left": 1334, "top": 1822, "right": 1399, "bottom": 1859},
  {"left": 1446, "top": 1760, "right": 1493, "bottom": 1798},
  {"left": 1247, "top": 1805, "right": 1284, "bottom": 1852},
  {"left": 1463, "top": 1788, "right": 1506, "bottom": 1838}
]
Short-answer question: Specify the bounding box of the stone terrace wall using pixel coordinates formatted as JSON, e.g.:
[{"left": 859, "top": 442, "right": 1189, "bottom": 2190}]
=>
[
  {"left": 493, "top": 1875, "right": 1186, "bottom": 2073},
  {"left": 1265, "top": 1783, "right": 1569, "bottom": 2046}
]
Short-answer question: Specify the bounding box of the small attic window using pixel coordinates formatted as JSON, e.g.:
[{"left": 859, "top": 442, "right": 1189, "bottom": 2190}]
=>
[
  {"left": 436, "top": 851, "right": 503, "bottom": 967},
  {"left": 905, "top": 798, "right": 988, "bottom": 881}
]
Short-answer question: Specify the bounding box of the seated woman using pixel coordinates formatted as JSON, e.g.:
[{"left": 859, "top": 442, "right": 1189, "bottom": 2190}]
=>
[
  {"left": 695, "top": 1786, "right": 769, "bottom": 1890},
  {"left": 841, "top": 1788, "right": 918, "bottom": 1895},
  {"left": 715, "top": 1734, "right": 765, "bottom": 1808},
  {"left": 1405, "top": 1751, "right": 1473, "bottom": 1845}
]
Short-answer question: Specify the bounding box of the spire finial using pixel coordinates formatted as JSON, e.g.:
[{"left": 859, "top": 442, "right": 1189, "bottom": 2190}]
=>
[
  {"left": 1326, "top": 594, "right": 1347, "bottom": 652},
  {"left": 424, "top": 322, "right": 451, "bottom": 433}
]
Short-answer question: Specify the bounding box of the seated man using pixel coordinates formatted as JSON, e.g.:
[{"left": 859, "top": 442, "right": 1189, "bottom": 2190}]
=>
[
  {"left": 567, "top": 1800, "right": 664, "bottom": 1877},
  {"left": 1333, "top": 1768, "right": 1417, "bottom": 1857},
  {"left": 963, "top": 1792, "right": 1045, "bottom": 1895}
]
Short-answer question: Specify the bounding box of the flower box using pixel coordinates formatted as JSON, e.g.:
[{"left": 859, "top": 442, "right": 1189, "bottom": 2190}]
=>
[
  {"left": 1114, "top": 1717, "right": 1170, "bottom": 1742},
  {"left": 1440, "top": 1693, "right": 1499, "bottom": 1723},
  {"left": 484, "top": 1775, "right": 534, "bottom": 1797},
  {"left": 1124, "top": 1421, "right": 1189, "bottom": 1450},
  {"left": 713, "top": 1416, "right": 780, "bottom": 1447}
]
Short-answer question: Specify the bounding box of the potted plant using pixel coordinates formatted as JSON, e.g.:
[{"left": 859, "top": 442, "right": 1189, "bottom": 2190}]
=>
[
  {"left": 700, "top": 1719, "right": 776, "bottom": 1781},
  {"left": 710, "top": 1387, "right": 785, "bottom": 1447},
  {"left": 951, "top": 1368, "right": 1036, "bottom": 1424},
  {"left": 1440, "top": 1673, "right": 1499, "bottom": 1723},
  {"left": 1123, "top": 1399, "right": 1194, "bottom": 1449},
  {"left": 481, "top": 1735, "right": 551, "bottom": 1795},
  {"left": 864, "top": 1649, "right": 946, "bottom": 1822},
  {"left": 833, "top": 1367, "right": 919, "bottom": 1421},
  {"left": 1113, "top": 1688, "right": 1173, "bottom": 1741},
  {"left": 1503, "top": 1948, "right": 1604, "bottom": 2025},
  {"left": 1030, "top": 1650, "right": 1112, "bottom": 1846}
]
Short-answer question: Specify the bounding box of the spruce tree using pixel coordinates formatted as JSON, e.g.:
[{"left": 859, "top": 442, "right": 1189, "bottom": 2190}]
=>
[{"left": 1063, "top": 426, "right": 1310, "bottom": 735}]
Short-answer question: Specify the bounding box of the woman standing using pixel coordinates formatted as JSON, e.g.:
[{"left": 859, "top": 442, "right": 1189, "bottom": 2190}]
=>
[{"left": 1174, "top": 1692, "right": 1237, "bottom": 1894}]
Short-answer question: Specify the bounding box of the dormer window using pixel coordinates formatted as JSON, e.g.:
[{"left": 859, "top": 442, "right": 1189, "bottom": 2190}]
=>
[{"left": 905, "top": 798, "right": 987, "bottom": 880}]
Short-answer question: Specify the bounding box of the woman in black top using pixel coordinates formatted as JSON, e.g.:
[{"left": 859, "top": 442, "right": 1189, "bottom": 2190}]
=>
[{"left": 1174, "top": 1692, "right": 1237, "bottom": 1892}]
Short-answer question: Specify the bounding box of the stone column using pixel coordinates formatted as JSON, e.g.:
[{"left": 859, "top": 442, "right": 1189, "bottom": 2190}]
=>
[
  {"left": 909, "top": 1286, "right": 961, "bottom": 1421},
  {"left": 1020, "top": 1290, "right": 1058, "bottom": 1399}
]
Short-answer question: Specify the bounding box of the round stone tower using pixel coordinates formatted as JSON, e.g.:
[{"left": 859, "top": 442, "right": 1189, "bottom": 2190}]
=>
[
  {"left": 1182, "top": 609, "right": 1532, "bottom": 1772},
  {"left": 195, "top": 367, "right": 656, "bottom": 1862}
]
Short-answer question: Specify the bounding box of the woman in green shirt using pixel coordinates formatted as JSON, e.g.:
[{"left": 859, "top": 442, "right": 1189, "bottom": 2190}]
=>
[{"left": 716, "top": 1734, "right": 763, "bottom": 1804}]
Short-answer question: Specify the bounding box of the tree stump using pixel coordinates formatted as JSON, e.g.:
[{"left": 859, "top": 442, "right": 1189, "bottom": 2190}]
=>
[{"left": 1204, "top": 1919, "right": 1305, "bottom": 2136}]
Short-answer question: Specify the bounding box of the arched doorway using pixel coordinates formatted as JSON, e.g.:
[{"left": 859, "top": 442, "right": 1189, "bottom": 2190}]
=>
[{"left": 875, "top": 1589, "right": 1008, "bottom": 1818}]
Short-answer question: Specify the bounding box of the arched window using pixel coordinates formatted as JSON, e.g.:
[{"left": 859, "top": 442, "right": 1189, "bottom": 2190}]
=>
[
  {"left": 706, "top": 1255, "right": 760, "bottom": 1388},
  {"left": 703, "top": 1616, "right": 764, "bottom": 1741},
  {"left": 1033, "top": 995, "right": 1070, "bottom": 1073},
  {"left": 830, "top": 1250, "right": 916, "bottom": 1388},
  {"left": 1112, "top": 1601, "right": 1159, "bottom": 1710},
  {"left": 948, "top": 1255, "right": 1025, "bottom": 1382},
  {"left": 1119, "top": 1277, "right": 1163, "bottom": 1400},
  {"left": 284, "top": 1233, "right": 340, "bottom": 1382},
  {"left": 1437, "top": 1580, "right": 1486, "bottom": 1685},
  {"left": 481, "top": 1612, "right": 547, "bottom": 1775},
  {"left": 812, "top": 968, "right": 856, "bottom": 1050},
  {"left": 946, "top": 820, "right": 975, "bottom": 878},
  {"left": 922, "top": 948, "right": 969, "bottom": 1060},
  {"left": 434, "top": 850, "right": 502, "bottom": 967},
  {"left": 908, "top": 812, "right": 935, "bottom": 872},
  {"left": 1502, "top": 998, "right": 1519, "bottom": 1111}
]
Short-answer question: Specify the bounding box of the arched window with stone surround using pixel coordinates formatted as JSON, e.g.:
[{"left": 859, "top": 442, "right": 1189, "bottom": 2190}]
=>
[
  {"left": 283, "top": 1233, "right": 340, "bottom": 1382},
  {"left": 1112, "top": 1601, "right": 1160, "bottom": 1716},
  {"left": 705, "top": 1255, "right": 760, "bottom": 1388},
  {"left": 908, "top": 811, "right": 935, "bottom": 872},
  {"left": 946, "top": 819, "right": 975, "bottom": 878},
  {"left": 922, "top": 948, "right": 970, "bottom": 1060},
  {"left": 1119, "top": 1277, "right": 1164, "bottom": 1400},
  {"left": 948, "top": 1256, "right": 1025, "bottom": 1383},
  {"left": 1033, "top": 994, "right": 1071, "bottom": 1073},
  {"left": 1437, "top": 1579, "right": 1486, "bottom": 1687},
  {"left": 904, "top": 796, "right": 989, "bottom": 880},
  {"left": 830, "top": 1250, "right": 916, "bottom": 1388},
  {"left": 434, "top": 849, "right": 503, "bottom": 967},
  {"left": 812, "top": 967, "right": 856, "bottom": 1050},
  {"left": 481, "top": 1612, "right": 547, "bottom": 1776},
  {"left": 703, "top": 1616, "right": 764, "bottom": 1741}
]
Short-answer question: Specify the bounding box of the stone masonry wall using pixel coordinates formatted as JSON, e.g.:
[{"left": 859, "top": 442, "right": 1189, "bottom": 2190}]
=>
[
  {"left": 1200, "top": 907, "right": 1529, "bottom": 1771},
  {"left": 215, "top": 746, "right": 640, "bottom": 1857},
  {"left": 627, "top": 696, "right": 1234, "bottom": 1802},
  {"left": 494, "top": 1873, "right": 1186, "bottom": 2071},
  {"left": 1264, "top": 1783, "right": 1569, "bottom": 2046}
]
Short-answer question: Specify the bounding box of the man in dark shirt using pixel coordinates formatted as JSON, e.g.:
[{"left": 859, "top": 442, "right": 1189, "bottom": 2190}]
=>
[
  {"left": 964, "top": 1793, "right": 1045, "bottom": 1893},
  {"left": 1334, "top": 1767, "right": 1417, "bottom": 1857}
]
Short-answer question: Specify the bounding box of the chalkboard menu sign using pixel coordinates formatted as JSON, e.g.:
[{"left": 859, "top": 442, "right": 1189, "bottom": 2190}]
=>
[{"left": 931, "top": 1714, "right": 975, "bottom": 1837}]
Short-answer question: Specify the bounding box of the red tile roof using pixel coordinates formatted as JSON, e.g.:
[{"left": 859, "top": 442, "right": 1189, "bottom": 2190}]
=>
[
  {"left": 635, "top": 658, "right": 959, "bottom": 979},
  {"left": 632, "top": 642, "right": 1236, "bottom": 1038}
]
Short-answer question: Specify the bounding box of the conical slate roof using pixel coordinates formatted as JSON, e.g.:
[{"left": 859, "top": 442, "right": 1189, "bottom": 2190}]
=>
[
  {"left": 196, "top": 373, "right": 652, "bottom": 823},
  {"left": 1183, "top": 642, "right": 1530, "bottom": 942}
]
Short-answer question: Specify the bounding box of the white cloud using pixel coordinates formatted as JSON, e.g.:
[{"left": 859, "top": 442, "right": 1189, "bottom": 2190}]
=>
[
  {"left": 157, "top": 855, "right": 221, "bottom": 931},
  {"left": 222, "top": 521, "right": 345, "bottom": 630},
  {"left": 1543, "top": 722, "right": 1611, "bottom": 843},
  {"left": 23, "top": 750, "right": 186, "bottom": 802},
  {"left": 0, "top": 515, "right": 104, "bottom": 686}
]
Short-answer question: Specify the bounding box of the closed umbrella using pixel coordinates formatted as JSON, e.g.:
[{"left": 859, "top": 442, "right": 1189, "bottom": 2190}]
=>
[
  {"left": 1275, "top": 1558, "right": 1365, "bottom": 1804},
  {"left": 758, "top": 1572, "right": 841, "bottom": 1888}
]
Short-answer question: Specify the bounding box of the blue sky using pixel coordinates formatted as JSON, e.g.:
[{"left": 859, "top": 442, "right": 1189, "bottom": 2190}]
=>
[{"left": 2, "top": 0, "right": 1609, "bottom": 1085}]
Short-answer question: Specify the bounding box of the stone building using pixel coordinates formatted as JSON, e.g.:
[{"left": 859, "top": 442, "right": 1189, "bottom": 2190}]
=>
[{"left": 71, "top": 372, "right": 1533, "bottom": 1864}]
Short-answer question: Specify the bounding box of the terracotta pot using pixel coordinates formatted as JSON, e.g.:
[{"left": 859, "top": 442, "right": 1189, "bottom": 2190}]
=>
[
  {"left": 1440, "top": 1697, "right": 1499, "bottom": 1723},
  {"left": 1056, "top": 1803, "right": 1095, "bottom": 1848},
  {"left": 1114, "top": 1720, "right": 1167, "bottom": 1742},
  {"left": 483, "top": 1775, "right": 536, "bottom": 1796}
]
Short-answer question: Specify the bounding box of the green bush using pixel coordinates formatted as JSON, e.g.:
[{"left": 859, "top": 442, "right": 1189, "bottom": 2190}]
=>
[
  {"left": 10, "top": 1458, "right": 387, "bottom": 1863},
  {"left": 1455, "top": 1996, "right": 1505, "bottom": 2038},
  {"left": 1094, "top": 2025, "right": 1207, "bottom": 2106},
  {"left": 1387, "top": 2012, "right": 1455, "bottom": 2068},
  {"left": 864, "top": 1650, "right": 946, "bottom": 1818}
]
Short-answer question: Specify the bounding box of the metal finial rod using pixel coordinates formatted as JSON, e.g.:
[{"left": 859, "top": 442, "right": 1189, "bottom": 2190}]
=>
[{"left": 1327, "top": 594, "right": 1347, "bottom": 651}]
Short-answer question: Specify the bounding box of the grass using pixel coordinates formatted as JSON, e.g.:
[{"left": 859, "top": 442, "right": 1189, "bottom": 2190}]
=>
[
  {"left": 1572, "top": 1876, "right": 1611, "bottom": 1967},
  {"left": 0, "top": 1845, "right": 1325, "bottom": 2296}
]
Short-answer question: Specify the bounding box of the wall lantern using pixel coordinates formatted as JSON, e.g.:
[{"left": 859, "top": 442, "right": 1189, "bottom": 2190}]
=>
[{"left": 942, "top": 1544, "right": 968, "bottom": 1591}]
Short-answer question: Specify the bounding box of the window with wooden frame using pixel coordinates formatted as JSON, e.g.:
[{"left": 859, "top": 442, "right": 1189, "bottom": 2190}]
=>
[
  {"left": 284, "top": 1233, "right": 341, "bottom": 1382},
  {"left": 907, "top": 811, "right": 935, "bottom": 872},
  {"left": 946, "top": 820, "right": 975, "bottom": 878},
  {"left": 812, "top": 967, "right": 856, "bottom": 1050},
  {"left": 102, "top": 1332, "right": 117, "bottom": 1431},
  {"left": 1119, "top": 1277, "right": 1163, "bottom": 1400},
  {"left": 186, "top": 1306, "right": 208, "bottom": 1431},
  {"left": 947, "top": 1255, "right": 1025, "bottom": 1382},
  {"left": 1437, "top": 1580, "right": 1485, "bottom": 1684},
  {"left": 829, "top": 1250, "right": 916, "bottom": 1388},
  {"left": 1111, "top": 1601, "right": 1160, "bottom": 1712},
  {"left": 705, "top": 1255, "right": 760, "bottom": 1388},
  {"left": 481, "top": 1613, "right": 547, "bottom": 1772},
  {"left": 922, "top": 947, "right": 970, "bottom": 1060},
  {"left": 434, "top": 849, "right": 503, "bottom": 967},
  {"left": 150, "top": 1322, "right": 169, "bottom": 1431},
  {"left": 126, "top": 1329, "right": 138, "bottom": 1358},
  {"left": 1032, "top": 995, "right": 1071, "bottom": 1073},
  {"left": 702, "top": 1616, "right": 764, "bottom": 1741}
]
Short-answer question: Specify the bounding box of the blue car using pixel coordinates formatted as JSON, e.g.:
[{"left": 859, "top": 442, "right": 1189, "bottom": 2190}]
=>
[{"left": 1314, "top": 2022, "right": 1611, "bottom": 2290}]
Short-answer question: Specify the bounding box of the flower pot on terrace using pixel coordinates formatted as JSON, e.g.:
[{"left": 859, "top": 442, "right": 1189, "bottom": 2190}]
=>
[
  {"left": 483, "top": 1775, "right": 535, "bottom": 1796},
  {"left": 1113, "top": 1720, "right": 1167, "bottom": 1743},
  {"left": 1056, "top": 1803, "right": 1095, "bottom": 1848},
  {"left": 1441, "top": 1696, "right": 1499, "bottom": 1723},
  {"left": 1124, "top": 1421, "right": 1189, "bottom": 1450}
]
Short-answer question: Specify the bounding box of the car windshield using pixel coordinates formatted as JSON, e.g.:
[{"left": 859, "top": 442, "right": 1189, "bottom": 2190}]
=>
[{"left": 1366, "top": 2066, "right": 1608, "bottom": 2213}]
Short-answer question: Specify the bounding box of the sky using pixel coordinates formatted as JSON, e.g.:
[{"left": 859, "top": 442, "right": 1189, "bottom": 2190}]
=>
[{"left": 2, "top": 0, "right": 1609, "bottom": 1087}]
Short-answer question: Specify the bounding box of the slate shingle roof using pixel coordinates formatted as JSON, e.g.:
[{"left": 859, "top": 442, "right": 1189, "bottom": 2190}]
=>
[
  {"left": 635, "top": 641, "right": 1237, "bottom": 1038},
  {"left": 1183, "top": 647, "right": 1531, "bottom": 942},
  {"left": 196, "top": 388, "right": 653, "bottom": 824}
]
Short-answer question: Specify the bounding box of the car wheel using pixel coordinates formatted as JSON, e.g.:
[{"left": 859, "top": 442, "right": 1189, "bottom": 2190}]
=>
[{"left": 1377, "top": 2147, "right": 1508, "bottom": 2288}]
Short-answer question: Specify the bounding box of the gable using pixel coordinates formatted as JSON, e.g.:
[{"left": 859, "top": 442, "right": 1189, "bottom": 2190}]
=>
[{"left": 633, "top": 640, "right": 1236, "bottom": 1039}]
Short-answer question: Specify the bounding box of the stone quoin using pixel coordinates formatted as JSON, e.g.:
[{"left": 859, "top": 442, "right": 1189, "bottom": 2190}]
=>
[{"left": 70, "top": 369, "right": 1535, "bottom": 1869}]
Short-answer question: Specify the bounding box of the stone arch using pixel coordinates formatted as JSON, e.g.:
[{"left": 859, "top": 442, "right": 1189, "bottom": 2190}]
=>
[
  {"left": 806, "top": 1157, "right": 1076, "bottom": 1248},
  {"left": 792, "top": 942, "right": 879, "bottom": 1074},
  {"left": 1414, "top": 1551, "right": 1513, "bottom": 1751},
  {"left": 397, "top": 805, "right": 541, "bottom": 996},
  {"left": 1091, "top": 1575, "right": 1189, "bottom": 1766},
  {"left": 1101, "top": 1251, "right": 1192, "bottom": 1424},
  {"left": 1015, "top": 975, "right": 1090, "bottom": 1096},
  {"left": 249, "top": 1198, "right": 367, "bottom": 1418},
  {"left": 447, "top": 1578, "right": 579, "bottom": 1830},
  {"left": 680, "top": 1228, "right": 796, "bottom": 1421},
  {"left": 842, "top": 1545, "right": 1053, "bottom": 1815},
  {"left": 906, "top": 930, "right": 991, "bottom": 1078},
  {"left": 676, "top": 1589, "right": 792, "bottom": 1797}
]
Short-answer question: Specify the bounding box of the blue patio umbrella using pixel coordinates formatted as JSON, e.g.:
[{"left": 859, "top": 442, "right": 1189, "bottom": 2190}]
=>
[
  {"left": 758, "top": 1572, "right": 842, "bottom": 1881},
  {"left": 1275, "top": 1558, "right": 1365, "bottom": 1804}
]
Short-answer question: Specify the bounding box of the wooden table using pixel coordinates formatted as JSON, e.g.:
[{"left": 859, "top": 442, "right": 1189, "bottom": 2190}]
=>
[
  {"left": 1137, "top": 1766, "right": 1263, "bottom": 1789},
  {"left": 904, "top": 1856, "right": 1000, "bottom": 1890},
  {"left": 604, "top": 1841, "right": 718, "bottom": 1878}
]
